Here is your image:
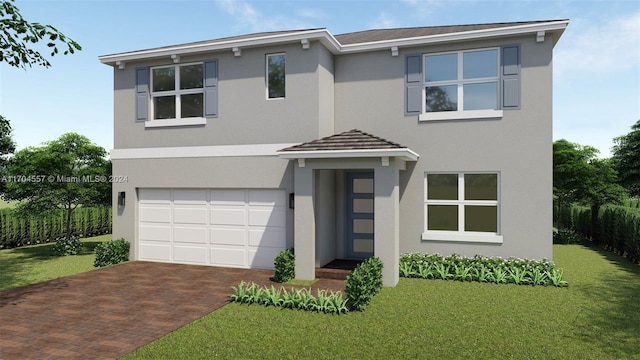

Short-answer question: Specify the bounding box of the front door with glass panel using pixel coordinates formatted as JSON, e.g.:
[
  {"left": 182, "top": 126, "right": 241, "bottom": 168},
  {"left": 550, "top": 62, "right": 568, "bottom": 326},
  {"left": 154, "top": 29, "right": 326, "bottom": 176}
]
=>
[{"left": 346, "top": 171, "right": 374, "bottom": 259}]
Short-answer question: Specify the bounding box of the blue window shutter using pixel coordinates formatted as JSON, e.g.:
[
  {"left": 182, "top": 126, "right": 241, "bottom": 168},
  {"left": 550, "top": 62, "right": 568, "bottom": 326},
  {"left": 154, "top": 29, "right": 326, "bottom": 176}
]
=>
[
  {"left": 135, "top": 67, "right": 149, "bottom": 121},
  {"left": 405, "top": 54, "right": 422, "bottom": 114},
  {"left": 501, "top": 45, "right": 520, "bottom": 109},
  {"left": 204, "top": 60, "right": 218, "bottom": 118}
]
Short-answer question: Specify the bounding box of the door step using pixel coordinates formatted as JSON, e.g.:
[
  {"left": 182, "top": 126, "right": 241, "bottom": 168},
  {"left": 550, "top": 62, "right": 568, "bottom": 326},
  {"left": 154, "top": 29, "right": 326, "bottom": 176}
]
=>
[{"left": 315, "top": 267, "right": 350, "bottom": 280}]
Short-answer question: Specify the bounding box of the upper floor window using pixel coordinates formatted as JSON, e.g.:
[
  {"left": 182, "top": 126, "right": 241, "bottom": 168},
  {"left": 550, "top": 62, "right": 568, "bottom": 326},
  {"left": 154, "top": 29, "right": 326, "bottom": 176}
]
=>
[
  {"left": 424, "top": 49, "right": 498, "bottom": 112},
  {"left": 151, "top": 63, "right": 204, "bottom": 119},
  {"left": 405, "top": 45, "right": 520, "bottom": 121},
  {"left": 267, "top": 53, "right": 285, "bottom": 99}
]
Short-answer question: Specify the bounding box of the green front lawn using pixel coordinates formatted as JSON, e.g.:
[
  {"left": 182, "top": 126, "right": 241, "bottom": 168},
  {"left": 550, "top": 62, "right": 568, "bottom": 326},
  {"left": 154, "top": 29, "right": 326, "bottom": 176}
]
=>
[
  {"left": 124, "top": 243, "right": 640, "bottom": 360},
  {"left": 0, "top": 234, "right": 111, "bottom": 291}
]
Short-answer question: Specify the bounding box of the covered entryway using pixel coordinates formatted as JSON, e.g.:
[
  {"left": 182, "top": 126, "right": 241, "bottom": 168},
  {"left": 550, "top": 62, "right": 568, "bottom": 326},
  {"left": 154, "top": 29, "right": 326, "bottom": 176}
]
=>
[
  {"left": 278, "top": 129, "right": 419, "bottom": 286},
  {"left": 138, "top": 188, "right": 286, "bottom": 269}
]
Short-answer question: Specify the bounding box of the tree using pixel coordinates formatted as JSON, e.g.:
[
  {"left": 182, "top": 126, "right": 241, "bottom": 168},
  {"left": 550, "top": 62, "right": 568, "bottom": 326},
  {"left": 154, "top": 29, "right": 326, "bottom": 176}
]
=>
[
  {"left": 611, "top": 119, "right": 640, "bottom": 197},
  {"left": 1, "top": 0, "right": 81, "bottom": 68},
  {"left": 4, "top": 133, "right": 110, "bottom": 240},
  {"left": 0, "top": 115, "right": 16, "bottom": 194},
  {"left": 553, "top": 139, "right": 625, "bottom": 231}
]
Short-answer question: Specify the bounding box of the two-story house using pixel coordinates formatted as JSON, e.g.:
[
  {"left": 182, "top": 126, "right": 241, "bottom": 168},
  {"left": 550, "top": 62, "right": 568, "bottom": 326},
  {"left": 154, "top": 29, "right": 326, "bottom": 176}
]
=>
[{"left": 99, "top": 20, "right": 568, "bottom": 286}]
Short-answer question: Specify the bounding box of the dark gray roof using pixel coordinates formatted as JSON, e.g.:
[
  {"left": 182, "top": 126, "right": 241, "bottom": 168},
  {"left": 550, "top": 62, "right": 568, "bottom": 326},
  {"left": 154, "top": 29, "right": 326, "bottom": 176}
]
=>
[
  {"left": 280, "top": 129, "right": 407, "bottom": 152},
  {"left": 334, "top": 20, "right": 564, "bottom": 44}
]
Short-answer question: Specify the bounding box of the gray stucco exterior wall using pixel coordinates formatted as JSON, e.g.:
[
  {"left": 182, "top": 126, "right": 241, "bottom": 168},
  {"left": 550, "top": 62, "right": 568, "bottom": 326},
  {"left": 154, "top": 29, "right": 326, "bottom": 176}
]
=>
[{"left": 334, "top": 35, "right": 554, "bottom": 260}]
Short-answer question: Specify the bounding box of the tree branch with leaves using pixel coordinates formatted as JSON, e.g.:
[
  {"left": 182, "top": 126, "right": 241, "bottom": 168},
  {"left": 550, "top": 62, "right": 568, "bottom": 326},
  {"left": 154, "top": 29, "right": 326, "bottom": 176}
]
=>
[{"left": 0, "top": 0, "right": 81, "bottom": 68}]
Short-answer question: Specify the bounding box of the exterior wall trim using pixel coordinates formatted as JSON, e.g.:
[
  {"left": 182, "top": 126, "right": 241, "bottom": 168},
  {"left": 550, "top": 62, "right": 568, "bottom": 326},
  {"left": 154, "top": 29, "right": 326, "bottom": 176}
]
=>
[
  {"left": 110, "top": 143, "right": 298, "bottom": 160},
  {"left": 99, "top": 21, "right": 568, "bottom": 66},
  {"left": 278, "top": 148, "right": 420, "bottom": 161}
]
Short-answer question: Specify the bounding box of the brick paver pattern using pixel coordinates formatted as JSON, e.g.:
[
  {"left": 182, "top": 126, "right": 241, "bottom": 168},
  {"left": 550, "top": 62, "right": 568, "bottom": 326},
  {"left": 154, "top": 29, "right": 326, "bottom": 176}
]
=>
[{"left": 0, "top": 261, "right": 345, "bottom": 359}]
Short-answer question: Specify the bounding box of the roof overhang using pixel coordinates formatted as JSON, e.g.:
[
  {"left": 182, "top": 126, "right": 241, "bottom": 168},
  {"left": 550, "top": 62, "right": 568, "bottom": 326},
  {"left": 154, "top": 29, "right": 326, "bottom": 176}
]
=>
[
  {"left": 277, "top": 148, "right": 419, "bottom": 162},
  {"left": 99, "top": 20, "right": 569, "bottom": 67}
]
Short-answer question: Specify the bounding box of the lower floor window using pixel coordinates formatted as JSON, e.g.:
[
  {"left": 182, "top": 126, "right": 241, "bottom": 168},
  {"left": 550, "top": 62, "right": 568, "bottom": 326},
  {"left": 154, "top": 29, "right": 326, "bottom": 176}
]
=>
[{"left": 425, "top": 173, "right": 499, "bottom": 234}]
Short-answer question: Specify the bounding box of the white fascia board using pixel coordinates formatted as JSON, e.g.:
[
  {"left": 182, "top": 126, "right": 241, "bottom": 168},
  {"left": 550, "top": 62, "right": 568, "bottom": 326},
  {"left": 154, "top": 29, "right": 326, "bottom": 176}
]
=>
[
  {"left": 340, "top": 20, "right": 570, "bottom": 53},
  {"left": 99, "top": 29, "right": 340, "bottom": 65},
  {"left": 277, "top": 148, "right": 420, "bottom": 161},
  {"left": 110, "top": 143, "right": 298, "bottom": 160}
]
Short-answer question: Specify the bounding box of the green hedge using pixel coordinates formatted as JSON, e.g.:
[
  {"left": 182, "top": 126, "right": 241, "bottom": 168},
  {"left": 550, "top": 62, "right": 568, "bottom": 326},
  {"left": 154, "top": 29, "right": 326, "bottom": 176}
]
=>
[
  {"left": 562, "top": 204, "right": 640, "bottom": 263},
  {"left": 0, "top": 206, "right": 112, "bottom": 249}
]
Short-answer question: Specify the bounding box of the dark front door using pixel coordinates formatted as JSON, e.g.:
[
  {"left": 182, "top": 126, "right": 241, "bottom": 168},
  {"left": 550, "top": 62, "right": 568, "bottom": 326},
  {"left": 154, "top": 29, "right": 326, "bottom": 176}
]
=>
[{"left": 345, "top": 171, "right": 374, "bottom": 259}]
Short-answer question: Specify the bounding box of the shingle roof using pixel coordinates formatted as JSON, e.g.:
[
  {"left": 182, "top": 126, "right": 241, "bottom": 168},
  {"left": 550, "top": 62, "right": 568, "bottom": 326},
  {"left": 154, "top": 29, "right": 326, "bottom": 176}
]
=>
[
  {"left": 280, "top": 129, "right": 407, "bottom": 152},
  {"left": 334, "top": 20, "right": 560, "bottom": 45}
]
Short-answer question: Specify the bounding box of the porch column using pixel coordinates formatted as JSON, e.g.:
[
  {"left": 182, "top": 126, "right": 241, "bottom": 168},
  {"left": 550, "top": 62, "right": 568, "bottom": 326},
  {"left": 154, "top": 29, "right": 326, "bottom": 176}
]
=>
[
  {"left": 374, "top": 163, "right": 400, "bottom": 286},
  {"left": 294, "top": 165, "right": 315, "bottom": 280}
]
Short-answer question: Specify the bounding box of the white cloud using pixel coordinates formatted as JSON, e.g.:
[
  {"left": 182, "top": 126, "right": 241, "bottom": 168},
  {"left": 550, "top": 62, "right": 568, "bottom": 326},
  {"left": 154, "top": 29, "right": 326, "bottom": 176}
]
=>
[
  {"left": 555, "top": 12, "right": 640, "bottom": 78},
  {"left": 297, "top": 8, "right": 326, "bottom": 20},
  {"left": 369, "top": 12, "right": 399, "bottom": 29},
  {"left": 217, "top": 0, "right": 260, "bottom": 28},
  {"left": 216, "top": 0, "right": 311, "bottom": 32}
]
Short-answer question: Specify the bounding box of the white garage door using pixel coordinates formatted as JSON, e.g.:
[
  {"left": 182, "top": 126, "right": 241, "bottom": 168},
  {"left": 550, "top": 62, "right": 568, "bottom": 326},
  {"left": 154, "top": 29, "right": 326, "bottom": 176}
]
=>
[{"left": 138, "top": 189, "right": 286, "bottom": 269}]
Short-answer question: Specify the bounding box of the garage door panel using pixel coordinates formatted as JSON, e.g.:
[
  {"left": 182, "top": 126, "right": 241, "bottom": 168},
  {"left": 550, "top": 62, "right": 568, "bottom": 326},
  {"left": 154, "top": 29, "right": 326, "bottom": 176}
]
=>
[
  {"left": 139, "top": 189, "right": 171, "bottom": 203},
  {"left": 139, "top": 243, "right": 171, "bottom": 261},
  {"left": 139, "top": 188, "right": 285, "bottom": 269},
  {"left": 248, "top": 248, "right": 282, "bottom": 269},
  {"left": 139, "top": 207, "right": 171, "bottom": 223},
  {"left": 211, "top": 208, "right": 245, "bottom": 226},
  {"left": 173, "top": 226, "right": 207, "bottom": 244},
  {"left": 249, "top": 228, "right": 286, "bottom": 248},
  {"left": 210, "top": 190, "right": 245, "bottom": 204},
  {"left": 210, "top": 247, "right": 247, "bottom": 267},
  {"left": 174, "top": 245, "right": 208, "bottom": 264},
  {"left": 174, "top": 207, "right": 207, "bottom": 224},
  {"left": 174, "top": 189, "right": 207, "bottom": 204},
  {"left": 139, "top": 225, "right": 171, "bottom": 242},
  {"left": 211, "top": 228, "right": 246, "bottom": 246},
  {"left": 249, "top": 190, "right": 286, "bottom": 207},
  {"left": 249, "top": 208, "right": 285, "bottom": 227}
]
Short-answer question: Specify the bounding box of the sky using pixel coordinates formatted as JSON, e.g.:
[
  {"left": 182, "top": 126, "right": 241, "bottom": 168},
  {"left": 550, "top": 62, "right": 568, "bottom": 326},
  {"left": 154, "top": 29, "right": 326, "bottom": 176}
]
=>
[{"left": 0, "top": 0, "right": 638, "bottom": 158}]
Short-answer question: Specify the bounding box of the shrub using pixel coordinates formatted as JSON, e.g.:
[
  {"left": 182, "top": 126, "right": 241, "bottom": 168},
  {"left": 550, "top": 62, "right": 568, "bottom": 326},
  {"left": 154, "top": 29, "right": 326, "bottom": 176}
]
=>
[
  {"left": 553, "top": 229, "right": 583, "bottom": 244},
  {"left": 94, "top": 238, "right": 130, "bottom": 267},
  {"left": 0, "top": 206, "right": 112, "bottom": 249},
  {"left": 399, "top": 253, "right": 568, "bottom": 287},
  {"left": 273, "top": 248, "right": 295, "bottom": 283},
  {"left": 230, "top": 281, "right": 348, "bottom": 314},
  {"left": 345, "top": 257, "right": 383, "bottom": 312},
  {"left": 52, "top": 236, "right": 83, "bottom": 256}
]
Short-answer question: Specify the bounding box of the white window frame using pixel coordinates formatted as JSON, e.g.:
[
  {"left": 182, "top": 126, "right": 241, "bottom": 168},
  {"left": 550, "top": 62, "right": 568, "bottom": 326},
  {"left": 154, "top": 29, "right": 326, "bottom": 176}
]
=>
[
  {"left": 266, "top": 53, "right": 285, "bottom": 100},
  {"left": 422, "top": 172, "right": 503, "bottom": 243},
  {"left": 148, "top": 62, "right": 206, "bottom": 127},
  {"left": 419, "top": 48, "right": 503, "bottom": 122}
]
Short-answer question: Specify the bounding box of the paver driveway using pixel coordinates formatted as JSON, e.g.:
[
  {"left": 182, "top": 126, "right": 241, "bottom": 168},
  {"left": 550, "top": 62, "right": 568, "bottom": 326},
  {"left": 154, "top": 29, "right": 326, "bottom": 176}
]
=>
[{"left": 0, "top": 261, "right": 345, "bottom": 359}]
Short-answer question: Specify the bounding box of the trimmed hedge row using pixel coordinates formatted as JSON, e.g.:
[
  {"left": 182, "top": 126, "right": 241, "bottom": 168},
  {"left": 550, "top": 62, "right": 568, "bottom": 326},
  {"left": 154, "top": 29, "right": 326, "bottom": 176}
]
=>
[
  {"left": 0, "top": 207, "right": 112, "bottom": 249},
  {"left": 561, "top": 204, "right": 640, "bottom": 263}
]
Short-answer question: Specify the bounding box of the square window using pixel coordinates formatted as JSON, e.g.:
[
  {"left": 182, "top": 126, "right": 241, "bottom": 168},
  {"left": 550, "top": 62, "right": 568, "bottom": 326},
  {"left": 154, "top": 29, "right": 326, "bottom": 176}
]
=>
[
  {"left": 150, "top": 63, "right": 205, "bottom": 121},
  {"left": 427, "top": 205, "right": 458, "bottom": 231},
  {"left": 427, "top": 174, "right": 458, "bottom": 200},
  {"left": 423, "top": 48, "right": 499, "bottom": 115},
  {"left": 426, "top": 85, "right": 458, "bottom": 112},
  {"left": 465, "top": 205, "right": 497, "bottom": 232},
  {"left": 425, "top": 173, "right": 499, "bottom": 234}
]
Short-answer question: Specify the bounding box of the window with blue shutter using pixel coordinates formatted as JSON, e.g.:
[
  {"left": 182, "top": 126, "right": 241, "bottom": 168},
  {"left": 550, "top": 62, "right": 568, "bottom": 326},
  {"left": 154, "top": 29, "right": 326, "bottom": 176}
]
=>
[
  {"left": 408, "top": 45, "right": 521, "bottom": 120},
  {"left": 137, "top": 60, "right": 218, "bottom": 124}
]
